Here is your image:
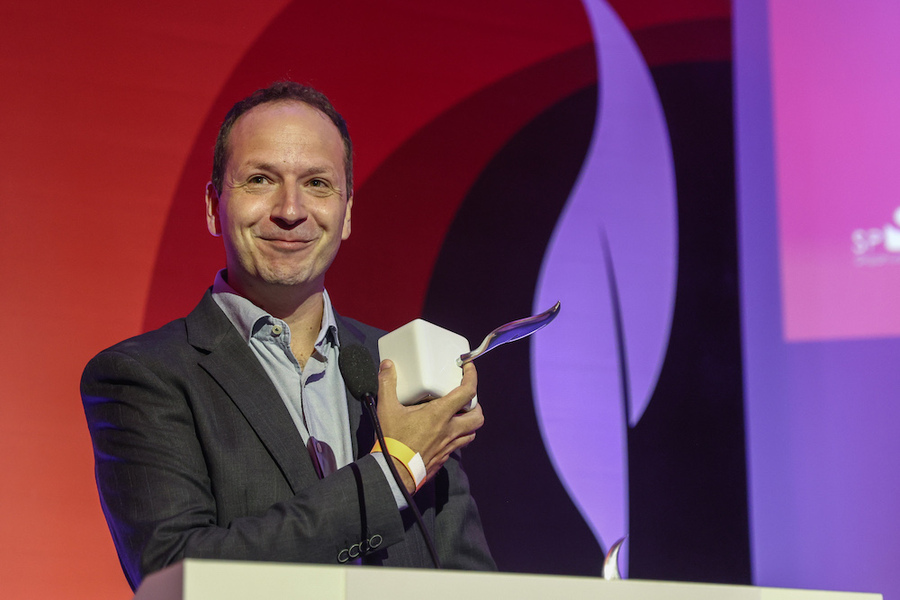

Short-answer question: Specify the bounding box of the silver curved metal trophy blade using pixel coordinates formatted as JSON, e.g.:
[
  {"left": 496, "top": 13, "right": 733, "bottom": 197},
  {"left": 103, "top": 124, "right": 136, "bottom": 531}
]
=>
[
  {"left": 602, "top": 536, "right": 627, "bottom": 581},
  {"left": 457, "top": 301, "right": 561, "bottom": 366}
]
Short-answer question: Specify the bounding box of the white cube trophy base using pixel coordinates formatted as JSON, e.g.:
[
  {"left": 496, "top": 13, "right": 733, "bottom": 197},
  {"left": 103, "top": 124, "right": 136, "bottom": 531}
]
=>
[{"left": 378, "top": 319, "right": 477, "bottom": 411}]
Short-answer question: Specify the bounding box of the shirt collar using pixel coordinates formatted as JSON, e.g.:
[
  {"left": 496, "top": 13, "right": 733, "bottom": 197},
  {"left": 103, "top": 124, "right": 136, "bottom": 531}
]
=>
[{"left": 211, "top": 269, "right": 338, "bottom": 348}]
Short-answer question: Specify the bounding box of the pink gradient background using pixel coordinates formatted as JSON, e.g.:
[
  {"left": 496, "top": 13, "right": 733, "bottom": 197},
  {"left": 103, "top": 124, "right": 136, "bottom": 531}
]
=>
[{"left": 771, "top": 0, "right": 900, "bottom": 341}]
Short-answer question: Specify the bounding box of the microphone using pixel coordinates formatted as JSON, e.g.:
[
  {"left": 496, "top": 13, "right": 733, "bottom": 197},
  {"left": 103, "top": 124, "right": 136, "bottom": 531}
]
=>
[
  {"left": 338, "top": 343, "right": 442, "bottom": 569},
  {"left": 338, "top": 344, "right": 378, "bottom": 401}
]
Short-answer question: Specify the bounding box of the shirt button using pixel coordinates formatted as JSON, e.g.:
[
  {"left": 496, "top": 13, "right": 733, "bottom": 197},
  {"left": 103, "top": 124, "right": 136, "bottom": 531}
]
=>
[{"left": 271, "top": 325, "right": 283, "bottom": 336}]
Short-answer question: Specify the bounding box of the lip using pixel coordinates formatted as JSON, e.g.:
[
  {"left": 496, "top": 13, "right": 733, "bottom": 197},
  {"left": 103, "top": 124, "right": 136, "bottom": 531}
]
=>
[{"left": 260, "top": 237, "right": 314, "bottom": 250}]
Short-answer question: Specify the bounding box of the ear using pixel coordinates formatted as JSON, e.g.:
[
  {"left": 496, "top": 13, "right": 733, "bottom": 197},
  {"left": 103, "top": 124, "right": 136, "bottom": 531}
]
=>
[
  {"left": 341, "top": 195, "right": 353, "bottom": 240},
  {"left": 205, "top": 182, "right": 222, "bottom": 237}
]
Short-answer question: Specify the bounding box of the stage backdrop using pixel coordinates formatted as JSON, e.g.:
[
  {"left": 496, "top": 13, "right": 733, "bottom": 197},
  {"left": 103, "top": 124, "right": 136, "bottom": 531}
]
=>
[
  {"left": 0, "top": 1, "right": 896, "bottom": 599},
  {"left": 737, "top": 1, "right": 900, "bottom": 599}
]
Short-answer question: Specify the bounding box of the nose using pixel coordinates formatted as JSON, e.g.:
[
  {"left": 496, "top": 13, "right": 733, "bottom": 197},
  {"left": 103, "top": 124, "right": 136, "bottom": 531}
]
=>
[{"left": 271, "top": 183, "right": 308, "bottom": 227}]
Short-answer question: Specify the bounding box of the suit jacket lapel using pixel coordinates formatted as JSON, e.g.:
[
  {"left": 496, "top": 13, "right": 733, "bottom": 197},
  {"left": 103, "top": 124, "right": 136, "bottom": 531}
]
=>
[{"left": 186, "top": 291, "right": 317, "bottom": 494}]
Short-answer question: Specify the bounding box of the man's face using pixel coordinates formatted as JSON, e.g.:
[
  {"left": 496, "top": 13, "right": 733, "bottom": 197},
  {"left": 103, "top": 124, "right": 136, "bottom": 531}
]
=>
[{"left": 206, "top": 101, "right": 352, "bottom": 298}]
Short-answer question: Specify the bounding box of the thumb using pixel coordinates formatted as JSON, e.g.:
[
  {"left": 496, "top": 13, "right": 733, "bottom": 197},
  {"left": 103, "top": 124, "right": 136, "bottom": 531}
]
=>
[{"left": 377, "top": 359, "right": 399, "bottom": 406}]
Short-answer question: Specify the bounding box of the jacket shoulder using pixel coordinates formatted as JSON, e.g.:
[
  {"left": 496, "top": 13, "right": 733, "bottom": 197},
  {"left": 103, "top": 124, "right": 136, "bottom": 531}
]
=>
[
  {"left": 88, "top": 317, "right": 190, "bottom": 364},
  {"left": 335, "top": 313, "right": 385, "bottom": 344},
  {"left": 81, "top": 291, "right": 222, "bottom": 383}
]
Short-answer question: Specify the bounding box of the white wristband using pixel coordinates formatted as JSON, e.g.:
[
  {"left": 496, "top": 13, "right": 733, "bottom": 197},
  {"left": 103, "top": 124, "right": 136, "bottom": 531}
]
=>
[{"left": 372, "top": 438, "right": 427, "bottom": 490}]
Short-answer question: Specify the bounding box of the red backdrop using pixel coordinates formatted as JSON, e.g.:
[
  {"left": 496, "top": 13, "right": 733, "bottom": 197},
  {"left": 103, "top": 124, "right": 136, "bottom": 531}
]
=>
[{"left": 0, "top": 1, "right": 730, "bottom": 597}]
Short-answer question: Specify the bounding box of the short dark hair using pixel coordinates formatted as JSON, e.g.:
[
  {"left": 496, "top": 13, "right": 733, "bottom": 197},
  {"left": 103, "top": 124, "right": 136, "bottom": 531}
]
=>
[{"left": 211, "top": 81, "right": 353, "bottom": 195}]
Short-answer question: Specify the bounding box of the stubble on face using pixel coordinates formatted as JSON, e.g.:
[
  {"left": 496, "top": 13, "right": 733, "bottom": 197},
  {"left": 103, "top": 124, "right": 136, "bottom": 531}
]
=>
[{"left": 206, "top": 101, "right": 352, "bottom": 307}]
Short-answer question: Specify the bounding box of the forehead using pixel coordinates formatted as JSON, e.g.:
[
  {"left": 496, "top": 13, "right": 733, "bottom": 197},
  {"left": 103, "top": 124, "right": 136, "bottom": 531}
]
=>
[{"left": 226, "top": 101, "right": 345, "bottom": 170}]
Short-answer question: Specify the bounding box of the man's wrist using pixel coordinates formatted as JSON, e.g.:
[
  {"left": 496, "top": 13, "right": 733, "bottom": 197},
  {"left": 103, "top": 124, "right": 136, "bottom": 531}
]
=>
[{"left": 372, "top": 438, "right": 426, "bottom": 492}]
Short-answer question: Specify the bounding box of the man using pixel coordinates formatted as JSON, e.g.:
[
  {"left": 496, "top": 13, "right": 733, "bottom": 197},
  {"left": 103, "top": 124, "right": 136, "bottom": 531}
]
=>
[{"left": 81, "top": 82, "right": 495, "bottom": 591}]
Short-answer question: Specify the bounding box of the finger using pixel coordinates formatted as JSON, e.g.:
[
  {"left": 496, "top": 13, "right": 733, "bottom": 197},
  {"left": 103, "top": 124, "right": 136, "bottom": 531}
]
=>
[
  {"left": 376, "top": 360, "right": 400, "bottom": 406},
  {"left": 448, "top": 404, "right": 484, "bottom": 437},
  {"left": 427, "top": 433, "right": 478, "bottom": 472},
  {"left": 460, "top": 362, "right": 477, "bottom": 391},
  {"left": 449, "top": 431, "right": 477, "bottom": 453},
  {"left": 436, "top": 363, "right": 478, "bottom": 415}
]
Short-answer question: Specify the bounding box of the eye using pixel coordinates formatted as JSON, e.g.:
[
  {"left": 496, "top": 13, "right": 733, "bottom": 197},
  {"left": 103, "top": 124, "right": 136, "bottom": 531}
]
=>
[
  {"left": 248, "top": 175, "right": 270, "bottom": 185},
  {"left": 306, "top": 178, "right": 337, "bottom": 197}
]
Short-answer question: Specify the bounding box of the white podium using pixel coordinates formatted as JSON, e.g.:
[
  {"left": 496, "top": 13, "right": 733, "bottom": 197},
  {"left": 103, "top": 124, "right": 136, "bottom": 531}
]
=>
[{"left": 133, "top": 559, "right": 882, "bottom": 600}]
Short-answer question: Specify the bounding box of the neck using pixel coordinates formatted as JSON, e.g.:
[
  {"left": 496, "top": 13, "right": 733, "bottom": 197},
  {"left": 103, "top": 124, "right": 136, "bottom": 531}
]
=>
[{"left": 225, "top": 273, "right": 326, "bottom": 366}]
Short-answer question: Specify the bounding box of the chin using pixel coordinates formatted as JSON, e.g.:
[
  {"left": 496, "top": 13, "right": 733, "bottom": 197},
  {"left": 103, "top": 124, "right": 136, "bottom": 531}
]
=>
[{"left": 259, "top": 267, "right": 320, "bottom": 288}]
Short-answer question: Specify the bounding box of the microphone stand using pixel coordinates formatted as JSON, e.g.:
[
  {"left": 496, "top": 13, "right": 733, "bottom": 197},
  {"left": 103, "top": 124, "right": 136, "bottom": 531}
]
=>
[{"left": 361, "top": 392, "right": 443, "bottom": 569}]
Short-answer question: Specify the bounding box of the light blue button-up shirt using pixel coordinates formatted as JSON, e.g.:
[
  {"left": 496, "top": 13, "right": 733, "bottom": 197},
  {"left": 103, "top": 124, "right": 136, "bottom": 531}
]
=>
[{"left": 210, "top": 270, "right": 406, "bottom": 507}]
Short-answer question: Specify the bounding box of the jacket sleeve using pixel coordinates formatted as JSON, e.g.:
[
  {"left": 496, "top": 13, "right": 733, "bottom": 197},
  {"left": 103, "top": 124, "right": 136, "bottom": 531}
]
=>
[
  {"left": 336, "top": 311, "right": 496, "bottom": 572},
  {"left": 432, "top": 451, "right": 497, "bottom": 570},
  {"left": 81, "top": 347, "right": 406, "bottom": 591}
]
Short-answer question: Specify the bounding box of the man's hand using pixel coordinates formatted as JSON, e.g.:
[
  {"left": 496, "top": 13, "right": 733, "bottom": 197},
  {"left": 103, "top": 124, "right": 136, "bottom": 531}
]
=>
[{"left": 376, "top": 360, "right": 484, "bottom": 495}]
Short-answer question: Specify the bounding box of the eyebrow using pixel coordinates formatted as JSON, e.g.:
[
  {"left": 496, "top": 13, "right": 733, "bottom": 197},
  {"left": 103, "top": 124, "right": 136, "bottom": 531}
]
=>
[{"left": 238, "top": 161, "right": 335, "bottom": 178}]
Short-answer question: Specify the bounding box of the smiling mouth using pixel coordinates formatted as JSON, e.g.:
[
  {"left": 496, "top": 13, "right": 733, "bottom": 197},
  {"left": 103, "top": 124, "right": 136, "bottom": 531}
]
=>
[{"left": 260, "top": 237, "right": 315, "bottom": 250}]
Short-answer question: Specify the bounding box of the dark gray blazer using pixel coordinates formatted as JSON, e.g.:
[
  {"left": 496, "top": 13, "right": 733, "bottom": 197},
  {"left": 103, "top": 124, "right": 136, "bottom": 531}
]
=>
[{"left": 82, "top": 291, "right": 494, "bottom": 590}]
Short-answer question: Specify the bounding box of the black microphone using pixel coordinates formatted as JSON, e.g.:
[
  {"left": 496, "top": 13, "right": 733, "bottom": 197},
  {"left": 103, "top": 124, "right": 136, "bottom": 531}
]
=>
[
  {"left": 338, "top": 344, "right": 378, "bottom": 401},
  {"left": 338, "top": 343, "right": 442, "bottom": 569}
]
